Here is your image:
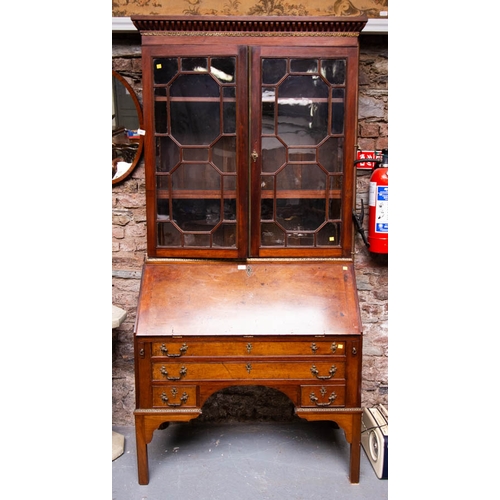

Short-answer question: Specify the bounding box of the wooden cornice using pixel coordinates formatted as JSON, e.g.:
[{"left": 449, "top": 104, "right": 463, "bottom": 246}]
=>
[{"left": 130, "top": 15, "right": 368, "bottom": 36}]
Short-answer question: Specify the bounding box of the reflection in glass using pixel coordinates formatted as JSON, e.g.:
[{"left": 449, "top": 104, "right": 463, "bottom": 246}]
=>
[
  {"left": 171, "top": 74, "right": 220, "bottom": 98},
  {"left": 182, "top": 57, "right": 208, "bottom": 72},
  {"left": 172, "top": 164, "right": 221, "bottom": 191},
  {"left": 332, "top": 88, "right": 345, "bottom": 135},
  {"left": 276, "top": 164, "right": 326, "bottom": 191},
  {"left": 154, "top": 58, "right": 178, "bottom": 84},
  {"left": 171, "top": 102, "right": 220, "bottom": 145},
  {"left": 276, "top": 199, "right": 325, "bottom": 231},
  {"left": 318, "top": 222, "right": 341, "bottom": 246},
  {"left": 259, "top": 58, "right": 345, "bottom": 249},
  {"left": 213, "top": 137, "right": 237, "bottom": 172},
  {"left": 158, "top": 222, "right": 181, "bottom": 246},
  {"left": 156, "top": 137, "right": 180, "bottom": 172},
  {"left": 211, "top": 58, "right": 236, "bottom": 82},
  {"left": 291, "top": 59, "right": 318, "bottom": 73},
  {"left": 153, "top": 56, "right": 238, "bottom": 249},
  {"left": 261, "top": 222, "right": 285, "bottom": 246},
  {"left": 321, "top": 59, "right": 346, "bottom": 85},
  {"left": 223, "top": 102, "right": 236, "bottom": 134},
  {"left": 262, "top": 137, "right": 285, "bottom": 173},
  {"left": 319, "top": 137, "right": 343, "bottom": 173},
  {"left": 262, "top": 59, "right": 286, "bottom": 84}
]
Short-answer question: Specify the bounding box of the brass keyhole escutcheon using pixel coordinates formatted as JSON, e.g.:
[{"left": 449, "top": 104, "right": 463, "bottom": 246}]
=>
[
  {"left": 246, "top": 363, "right": 252, "bottom": 374},
  {"left": 251, "top": 150, "right": 258, "bottom": 162},
  {"left": 246, "top": 343, "right": 253, "bottom": 354}
]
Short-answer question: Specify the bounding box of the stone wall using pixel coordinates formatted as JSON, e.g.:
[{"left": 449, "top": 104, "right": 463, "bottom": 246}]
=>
[{"left": 112, "top": 33, "right": 388, "bottom": 425}]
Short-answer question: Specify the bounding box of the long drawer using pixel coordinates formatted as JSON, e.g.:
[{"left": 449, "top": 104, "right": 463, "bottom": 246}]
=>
[
  {"left": 151, "top": 340, "right": 347, "bottom": 358},
  {"left": 152, "top": 361, "right": 345, "bottom": 381}
]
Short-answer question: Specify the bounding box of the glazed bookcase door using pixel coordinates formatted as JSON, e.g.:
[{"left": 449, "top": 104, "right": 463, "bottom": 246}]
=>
[
  {"left": 250, "top": 46, "right": 358, "bottom": 258},
  {"left": 143, "top": 44, "right": 249, "bottom": 259}
]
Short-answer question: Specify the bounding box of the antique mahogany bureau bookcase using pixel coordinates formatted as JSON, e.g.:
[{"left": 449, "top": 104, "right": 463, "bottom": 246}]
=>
[{"left": 130, "top": 14, "right": 367, "bottom": 485}]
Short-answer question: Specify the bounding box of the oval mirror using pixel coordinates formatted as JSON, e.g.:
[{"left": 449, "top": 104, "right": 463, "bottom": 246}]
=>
[{"left": 112, "top": 70, "right": 144, "bottom": 184}]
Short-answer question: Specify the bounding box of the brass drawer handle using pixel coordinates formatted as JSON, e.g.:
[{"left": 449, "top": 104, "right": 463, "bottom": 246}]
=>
[
  {"left": 160, "top": 343, "right": 188, "bottom": 357},
  {"left": 161, "top": 388, "right": 189, "bottom": 407},
  {"left": 310, "top": 364, "right": 337, "bottom": 380},
  {"left": 309, "top": 388, "right": 337, "bottom": 407},
  {"left": 311, "top": 342, "right": 338, "bottom": 354},
  {"left": 160, "top": 365, "right": 187, "bottom": 380}
]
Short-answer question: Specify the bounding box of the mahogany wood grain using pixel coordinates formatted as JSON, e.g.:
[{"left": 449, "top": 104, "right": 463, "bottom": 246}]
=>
[{"left": 130, "top": 14, "right": 366, "bottom": 486}]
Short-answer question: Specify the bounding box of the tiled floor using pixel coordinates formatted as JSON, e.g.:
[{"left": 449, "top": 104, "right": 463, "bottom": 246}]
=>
[{"left": 112, "top": 420, "right": 388, "bottom": 499}]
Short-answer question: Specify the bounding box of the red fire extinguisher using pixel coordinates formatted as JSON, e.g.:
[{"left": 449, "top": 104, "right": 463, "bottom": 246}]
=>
[{"left": 368, "top": 149, "right": 388, "bottom": 253}]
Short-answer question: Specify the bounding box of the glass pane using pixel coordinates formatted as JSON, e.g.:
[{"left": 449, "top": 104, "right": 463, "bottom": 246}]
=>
[
  {"left": 262, "top": 59, "right": 287, "bottom": 84},
  {"left": 262, "top": 137, "right": 286, "bottom": 173},
  {"left": 261, "top": 223, "right": 285, "bottom": 246},
  {"left": 153, "top": 58, "right": 178, "bottom": 85},
  {"left": 290, "top": 59, "right": 318, "bottom": 73},
  {"left": 319, "top": 137, "right": 343, "bottom": 173},
  {"left": 157, "top": 176, "right": 169, "bottom": 190},
  {"left": 213, "top": 224, "right": 236, "bottom": 247},
  {"left": 332, "top": 89, "right": 345, "bottom": 135},
  {"left": 223, "top": 198, "right": 236, "bottom": 221},
  {"left": 278, "top": 101, "right": 328, "bottom": 146},
  {"left": 171, "top": 102, "right": 220, "bottom": 145},
  {"left": 181, "top": 57, "right": 208, "bottom": 72},
  {"left": 223, "top": 102, "right": 236, "bottom": 133},
  {"left": 172, "top": 200, "right": 219, "bottom": 231},
  {"left": 328, "top": 198, "right": 342, "bottom": 220},
  {"left": 288, "top": 232, "right": 314, "bottom": 246},
  {"left": 154, "top": 101, "right": 167, "bottom": 134},
  {"left": 279, "top": 75, "right": 328, "bottom": 99},
  {"left": 183, "top": 148, "right": 209, "bottom": 161},
  {"left": 172, "top": 164, "right": 220, "bottom": 191},
  {"left": 171, "top": 74, "right": 220, "bottom": 98},
  {"left": 321, "top": 59, "right": 346, "bottom": 85},
  {"left": 261, "top": 198, "right": 274, "bottom": 220},
  {"left": 317, "top": 222, "right": 341, "bottom": 246},
  {"left": 158, "top": 222, "right": 181, "bottom": 246},
  {"left": 329, "top": 175, "right": 343, "bottom": 191},
  {"left": 276, "top": 199, "right": 325, "bottom": 231},
  {"left": 288, "top": 148, "right": 316, "bottom": 162},
  {"left": 157, "top": 199, "right": 169, "bottom": 219},
  {"left": 262, "top": 88, "right": 275, "bottom": 134},
  {"left": 276, "top": 164, "right": 326, "bottom": 190},
  {"left": 213, "top": 137, "right": 237, "bottom": 172},
  {"left": 211, "top": 58, "right": 235, "bottom": 83},
  {"left": 156, "top": 137, "right": 180, "bottom": 172},
  {"left": 184, "top": 233, "right": 211, "bottom": 247},
  {"left": 223, "top": 175, "right": 236, "bottom": 193}
]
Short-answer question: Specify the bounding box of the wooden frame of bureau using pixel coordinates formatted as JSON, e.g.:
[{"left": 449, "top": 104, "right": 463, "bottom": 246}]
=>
[
  {"left": 130, "top": 15, "right": 367, "bottom": 485},
  {"left": 134, "top": 260, "right": 363, "bottom": 484}
]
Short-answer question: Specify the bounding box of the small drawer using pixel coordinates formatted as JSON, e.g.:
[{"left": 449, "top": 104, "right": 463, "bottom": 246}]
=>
[
  {"left": 152, "top": 385, "right": 198, "bottom": 408},
  {"left": 300, "top": 385, "right": 346, "bottom": 408}
]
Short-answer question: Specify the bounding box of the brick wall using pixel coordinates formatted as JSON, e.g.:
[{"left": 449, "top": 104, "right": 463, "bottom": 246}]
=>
[{"left": 112, "top": 33, "right": 388, "bottom": 425}]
